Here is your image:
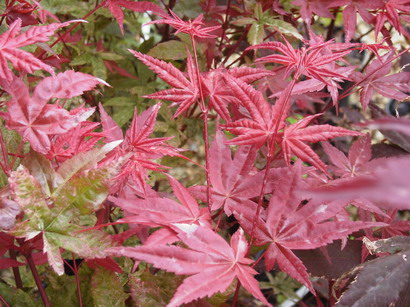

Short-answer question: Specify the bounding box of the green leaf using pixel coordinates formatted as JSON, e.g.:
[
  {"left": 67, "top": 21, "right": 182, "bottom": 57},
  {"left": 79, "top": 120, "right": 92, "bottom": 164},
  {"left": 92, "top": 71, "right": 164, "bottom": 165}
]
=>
[
  {"left": 266, "top": 19, "right": 303, "bottom": 40},
  {"left": 100, "top": 52, "right": 125, "bottom": 61},
  {"left": 91, "top": 56, "right": 107, "bottom": 80},
  {"left": 148, "top": 40, "right": 188, "bottom": 60},
  {"left": 91, "top": 268, "right": 128, "bottom": 307},
  {"left": 248, "top": 23, "right": 265, "bottom": 45},
  {"left": 233, "top": 17, "right": 256, "bottom": 26},
  {"left": 22, "top": 151, "right": 59, "bottom": 197},
  {"left": 54, "top": 166, "right": 115, "bottom": 215},
  {"left": 113, "top": 107, "right": 135, "bottom": 127},
  {"left": 130, "top": 270, "right": 184, "bottom": 306},
  {"left": 0, "top": 283, "right": 41, "bottom": 307},
  {"left": 70, "top": 53, "right": 93, "bottom": 66},
  {"left": 103, "top": 97, "right": 136, "bottom": 107}
]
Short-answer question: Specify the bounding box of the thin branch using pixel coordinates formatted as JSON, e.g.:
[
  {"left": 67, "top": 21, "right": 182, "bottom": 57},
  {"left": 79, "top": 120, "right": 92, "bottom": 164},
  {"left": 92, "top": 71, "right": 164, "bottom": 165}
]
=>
[
  {"left": 26, "top": 253, "right": 51, "bottom": 307},
  {"left": 9, "top": 249, "right": 23, "bottom": 289}
]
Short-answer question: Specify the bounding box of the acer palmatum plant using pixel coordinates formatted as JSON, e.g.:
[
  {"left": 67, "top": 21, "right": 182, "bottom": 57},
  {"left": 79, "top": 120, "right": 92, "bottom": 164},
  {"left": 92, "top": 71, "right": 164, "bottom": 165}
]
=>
[{"left": 0, "top": 1, "right": 409, "bottom": 306}]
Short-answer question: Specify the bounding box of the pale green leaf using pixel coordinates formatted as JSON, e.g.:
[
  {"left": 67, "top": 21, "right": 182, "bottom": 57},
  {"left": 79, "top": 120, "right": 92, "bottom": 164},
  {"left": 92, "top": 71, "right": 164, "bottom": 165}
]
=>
[
  {"left": 266, "top": 19, "right": 303, "bottom": 40},
  {"left": 103, "top": 97, "right": 136, "bottom": 107},
  {"left": 56, "top": 141, "right": 121, "bottom": 187},
  {"left": 100, "top": 52, "right": 125, "bottom": 61},
  {"left": 91, "top": 56, "right": 107, "bottom": 80},
  {"left": 43, "top": 233, "right": 65, "bottom": 276},
  {"left": 248, "top": 23, "right": 265, "bottom": 45},
  {"left": 9, "top": 165, "right": 51, "bottom": 221},
  {"left": 22, "top": 151, "right": 60, "bottom": 196},
  {"left": 54, "top": 166, "right": 115, "bottom": 214},
  {"left": 91, "top": 268, "right": 128, "bottom": 307},
  {"left": 148, "top": 40, "right": 188, "bottom": 60},
  {"left": 233, "top": 17, "right": 256, "bottom": 26}
]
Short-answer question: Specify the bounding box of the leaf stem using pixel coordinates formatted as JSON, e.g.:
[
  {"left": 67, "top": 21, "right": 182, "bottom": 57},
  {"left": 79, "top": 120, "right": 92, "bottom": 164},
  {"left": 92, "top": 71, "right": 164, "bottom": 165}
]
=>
[
  {"left": 336, "top": 47, "right": 410, "bottom": 104},
  {"left": 191, "top": 37, "right": 212, "bottom": 214},
  {"left": 0, "top": 128, "right": 10, "bottom": 176},
  {"left": 9, "top": 249, "right": 23, "bottom": 289},
  {"left": 232, "top": 280, "right": 242, "bottom": 306},
  {"left": 218, "top": 0, "right": 232, "bottom": 51},
  {"left": 249, "top": 77, "right": 298, "bottom": 244},
  {"left": 26, "top": 252, "right": 51, "bottom": 307},
  {"left": 0, "top": 294, "right": 10, "bottom": 307},
  {"left": 38, "top": 1, "right": 105, "bottom": 59}
]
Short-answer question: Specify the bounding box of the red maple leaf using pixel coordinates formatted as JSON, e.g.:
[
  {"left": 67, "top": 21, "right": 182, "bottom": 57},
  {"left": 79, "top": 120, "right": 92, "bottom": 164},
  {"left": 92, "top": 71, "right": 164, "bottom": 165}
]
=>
[
  {"left": 107, "top": 224, "right": 271, "bottom": 307},
  {"left": 46, "top": 121, "right": 104, "bottom": 162},
  {"left": 235, "top": 161, "right": 385, "bottom": 292},
  {"left": 374, "top": 0, "right": 410, "bottom": 39},
  {"left": 322, "top": 134, "right": 380, "bottom": 178},
  {"left": 110, "top": 175, "right": 211, "bottom": 229},
  {"left": 0, "top": 19, "right": 77, "bottom": 81},
  {"left": 129, "top": 50, "right": 200, "bottom": 117},
  {"left": 352, "top": 52, "right": 410, "bottom": 110},
  {"left": 147, "top": 10, "right": 220, "bottom": 39},
  {"left": 292, "top": 0, "right": 349, "bottom": 24},
  {"left": 247, "top": 37, "right": 352, "bottom": 84},
  {"left": 189, "top": 131, "right": 269, "bottom": 215},
  {"left": 100, "top": 103, "right": 186, "bottom": 194},
  {"left": 0, "top": 71, "right": 106, "bottom": 154},
  {"left": 102, "top": 0, "right": 166, "bottom": 34},
  {"left": 342, "top": 0, "right": 384, "bottom": 41},
  {"left": 282, "top": 113, "right": 362, "bottom": 173},
  {"left": 202, "top": 67, "right": 272, "bottom": 121},
  {"left": 221, "top": 76, "right": 361, "bottom": 172}
]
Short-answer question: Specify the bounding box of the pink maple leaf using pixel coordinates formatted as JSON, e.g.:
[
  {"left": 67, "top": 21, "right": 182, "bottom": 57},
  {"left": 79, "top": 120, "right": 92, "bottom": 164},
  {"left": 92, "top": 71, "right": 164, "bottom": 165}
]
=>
[
  {"left": 46, "top": 121, "right": 104, "bottom": 162},
  {"left": 147, "top": 10, "right": 220, "bottom": 39},
  {"left": 235, "top": 162, "right": 385, "bottom": 292},
  {"left": 99, "top": 103, "right": 186, "bottom": 194},
  {"left": 247, "top": 37, "right": 352, "bottom": 84},
  {"left": 221, "top": 76, "right": 361, "bottom": 172},
  {"left": 352, "top": 52, "right": 410, "bottom": 110},
  {"left": 102, "top": 0, "right": 166, "bottom": 34},
  {"left": 374, "top": 0, "right": 410, "bottom": 39},
  {"left": 107, "top": 224, "right": 271, "bottom": 307},
  {"left": 0, "top": 71, "right": 106, "bottom": 154},
  {"left": 0, "top": 19, "right": 77, "bottom": 81},
  {"left": 292, "top": 0, "right": 349, "bottom": 24},
  {"left": 111, "top": 175, "right": 211, "bottom": 229},
  {"left": 322, "top": 134, "right": 381, "bottom": 178},
  {"left": 129, "top": 50, "right": 199, "bottom": 117},
  {"left": 342, "top": 0, "right": 384, "bottom": 41},
  {"left": 189, "top": 131, "right": 268, "bottom": 215}
]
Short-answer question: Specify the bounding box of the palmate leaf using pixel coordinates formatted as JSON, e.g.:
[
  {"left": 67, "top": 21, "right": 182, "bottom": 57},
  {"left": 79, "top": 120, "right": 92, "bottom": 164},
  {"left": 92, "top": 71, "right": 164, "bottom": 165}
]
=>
[
  {"left": 9, "top": 143, "right": 120, "bottom": 275},
  {"left": 1, "top": 71, "right": 107, "bottom": 154},
  {"left": 222, "top": 76, "right": 361, "bottom": 171},
  {"left": 282, "top": 114, "right": 363, "bottom": 173},
  {"left": 0, "top": 19, "right": 79, "bottom": 81},
  {"left": 130, "top": 50, "right": 199, "bottom": 118},
  {"left": 352, "top": 52, "right": 410, "bottom": 110},
  {"left": 234, "top": 162, "right": 385, "bottom": 292},
  {"left": 335, "top": 249, "right": 410, "bottom": 307},
  {"left": 111, "top": 175, "right": 211, "bottom": 239},
  {"left": 189, "top": 131, "right": 269, "bottom": 215},
  {"left": 103, "top": 0, "right": 165, "bottom": 34},
  {"left": 91, "top": 267, "right": 128, "bottom": 307},
  {"left": 107, "top": 225, "right": 271, "bottom": 307}
]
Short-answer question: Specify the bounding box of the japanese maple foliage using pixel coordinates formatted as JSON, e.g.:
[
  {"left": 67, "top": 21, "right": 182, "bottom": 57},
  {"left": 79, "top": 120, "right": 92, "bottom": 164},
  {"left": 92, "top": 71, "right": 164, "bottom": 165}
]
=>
[{"left": 0, "top": 1, "right": 410, "bottom": 307}]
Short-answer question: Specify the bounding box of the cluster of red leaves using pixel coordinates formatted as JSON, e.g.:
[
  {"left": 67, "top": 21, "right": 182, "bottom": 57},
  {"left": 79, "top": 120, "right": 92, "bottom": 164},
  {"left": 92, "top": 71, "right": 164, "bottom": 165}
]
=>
[{"left": 0, "top": 1, "right": 410, "bottom": 307}]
